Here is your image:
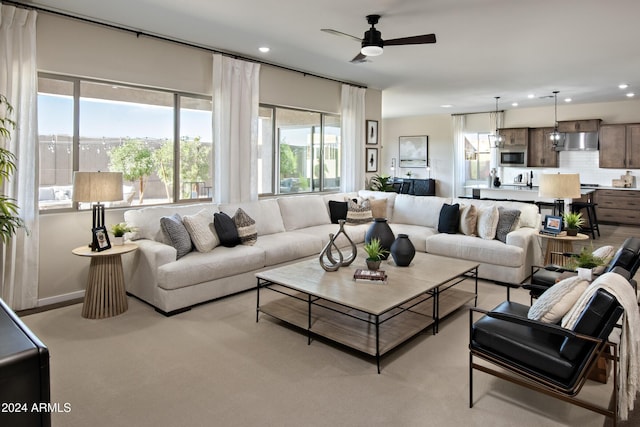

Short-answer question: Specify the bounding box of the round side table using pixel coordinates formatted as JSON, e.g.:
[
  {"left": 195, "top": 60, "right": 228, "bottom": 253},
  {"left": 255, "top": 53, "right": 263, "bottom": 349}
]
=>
[
  {"left": 538, "top": 233, "right": 589, "bottom": 266},
  {"left": 72, "top": 243, "right": 138, "bottom": 319}
]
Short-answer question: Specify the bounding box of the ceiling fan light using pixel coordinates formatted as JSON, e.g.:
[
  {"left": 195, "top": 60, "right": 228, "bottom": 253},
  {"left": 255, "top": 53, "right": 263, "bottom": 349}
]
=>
[{"left": 361, "top": 45, "right": 383, "bottom": 56}]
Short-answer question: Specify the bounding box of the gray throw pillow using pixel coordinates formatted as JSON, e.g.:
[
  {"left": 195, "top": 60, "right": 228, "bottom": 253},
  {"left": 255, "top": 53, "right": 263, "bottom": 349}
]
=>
[
  {"left": 495, "top": 207, "right": 521, "bottom": 243},
  {"left": 160, "top": 213, "right": 193, "bottom": 259}
]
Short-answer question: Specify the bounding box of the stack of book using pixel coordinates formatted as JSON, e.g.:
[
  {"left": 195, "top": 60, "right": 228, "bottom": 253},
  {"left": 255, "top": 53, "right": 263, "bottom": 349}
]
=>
[{"left": 353, "top": 269, "right": 387, "bottom": 284}]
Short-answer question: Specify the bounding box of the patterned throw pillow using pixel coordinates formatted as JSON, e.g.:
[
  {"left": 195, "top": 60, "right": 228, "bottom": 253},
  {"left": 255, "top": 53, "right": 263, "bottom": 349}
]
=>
[
  {"left": 528, "top": 276, "right": 589, "bottom": 323},
  {"left": 233, "top": 208, "right": 257, "bottom": 246},
  {"left": 346, "top": 199, "right": 373, "bottom": 225},
  {"left": 495, "top": 207, "right": 521, "bottom": 243},
  {"left": 160, "top": 213, "right": 193, "bottom": 259},
  {"left": 182, "top": 209, "right": 219, "bottom": 252}
]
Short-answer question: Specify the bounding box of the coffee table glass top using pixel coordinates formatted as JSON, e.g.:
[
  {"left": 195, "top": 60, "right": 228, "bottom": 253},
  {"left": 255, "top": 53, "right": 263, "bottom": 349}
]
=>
[{"left": 256, "top": 252, "right": 478, "bottom": 315}]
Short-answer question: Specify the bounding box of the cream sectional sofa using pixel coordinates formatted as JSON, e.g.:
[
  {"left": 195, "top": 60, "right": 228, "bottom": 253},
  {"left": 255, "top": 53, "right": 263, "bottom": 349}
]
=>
[{"left": 122, "top": 191, "right": 542, "bottom": 315}]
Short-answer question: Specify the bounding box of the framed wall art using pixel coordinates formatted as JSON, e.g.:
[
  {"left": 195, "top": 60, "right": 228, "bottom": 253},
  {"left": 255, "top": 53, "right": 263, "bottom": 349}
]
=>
[
  {"left": 366, "top": 148, "right": 378, "bottom": 172},
  {"left": 366, "top": 120, "right": 378, "bottom": 145},
  {"left": 399, "top": 135, "right": 428, "bottom": 168}
]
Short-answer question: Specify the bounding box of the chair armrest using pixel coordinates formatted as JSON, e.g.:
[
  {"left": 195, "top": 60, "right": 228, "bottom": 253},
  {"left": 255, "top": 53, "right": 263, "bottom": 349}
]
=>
[
  {"left": 469, "top": 306, "right": 603, "bottom": 343},
  {"left": 521, "top": 283, "right": 551, "bottom": 294}
]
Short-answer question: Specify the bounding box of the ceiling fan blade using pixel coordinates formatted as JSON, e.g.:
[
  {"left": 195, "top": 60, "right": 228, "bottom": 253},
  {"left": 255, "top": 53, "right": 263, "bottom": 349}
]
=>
[
  {"left": 384, "top": 34, "right": 436, "bottom": 46},
  {"left": 350, "top": 52, "right": 368, "bottom": 63},
  {"left": 321, "top": 28, "right": 362, "bottom": 43}
]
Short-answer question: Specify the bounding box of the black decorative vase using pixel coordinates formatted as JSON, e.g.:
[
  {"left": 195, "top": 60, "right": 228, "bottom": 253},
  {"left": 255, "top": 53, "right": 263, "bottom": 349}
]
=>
[
  {"left": 390, "top": 234, "right": 416, "bottom": 267},
  {"left": 365, "top": 218, "right": 395, "bottom": 260}
]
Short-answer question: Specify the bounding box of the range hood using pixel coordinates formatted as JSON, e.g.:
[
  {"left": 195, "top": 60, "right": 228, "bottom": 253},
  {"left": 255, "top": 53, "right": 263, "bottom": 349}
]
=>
[{"left": 554, "top": 131, "right": 599, "bottom": 151}]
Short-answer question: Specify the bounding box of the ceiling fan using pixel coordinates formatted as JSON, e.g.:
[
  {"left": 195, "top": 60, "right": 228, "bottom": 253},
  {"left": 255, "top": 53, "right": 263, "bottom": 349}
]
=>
[{"left": 321, "top": 14, "right": 436, "bottom": 63}]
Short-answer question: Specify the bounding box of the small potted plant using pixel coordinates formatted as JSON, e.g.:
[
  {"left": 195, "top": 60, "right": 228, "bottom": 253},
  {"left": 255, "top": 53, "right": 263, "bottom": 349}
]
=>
[
  {"left": 562, "top": 211, "right": 585, "bottom": 236},
  {"left": 363, "top": 237, "right": 389, "bottom": 271},
  {"left": 568, "top": 246, "right": 606, "bottom": 281},
  {"left": 110, "top": 222, "right": 135, "bottom": 245}
]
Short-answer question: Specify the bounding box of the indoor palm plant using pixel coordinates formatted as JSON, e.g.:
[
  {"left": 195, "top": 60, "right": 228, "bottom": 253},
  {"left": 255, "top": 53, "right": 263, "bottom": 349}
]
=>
[
  {"left": 562, "top": 211, "right": 585, "bottom": 236},
  {"left": 363, "top": 237, "right": 389, "bottom": 270},
  {"left": 0, "top": 94, "right": 25, "bottom": 243}
]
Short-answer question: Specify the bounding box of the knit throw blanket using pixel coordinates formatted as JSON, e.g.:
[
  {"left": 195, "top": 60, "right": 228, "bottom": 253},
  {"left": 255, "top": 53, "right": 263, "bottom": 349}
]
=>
[{"left": 561, "top": 272, "right": 640, "bottom": 421}]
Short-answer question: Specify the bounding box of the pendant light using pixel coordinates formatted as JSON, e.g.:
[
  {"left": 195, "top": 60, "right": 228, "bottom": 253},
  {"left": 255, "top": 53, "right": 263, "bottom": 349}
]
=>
[
  {"left": 549, "top": 90, "right": 562, "bottom": 146},
  {"left": 489, "top": 96, "right": 503, "bottom": 148}
]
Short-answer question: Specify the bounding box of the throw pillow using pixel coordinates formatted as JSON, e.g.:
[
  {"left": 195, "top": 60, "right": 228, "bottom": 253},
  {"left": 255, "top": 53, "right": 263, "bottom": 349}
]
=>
[
  {"left": 459, "top": 204, "right": 477, "bottom": 236},
  {"left": 476, "top": 206, "right": 499, "bottom": 240},
  {"left": 495, "top": 207, "right": 521, "bottom": 243},
  {"left": 182, "top": 209, "right": 219, "bottom": 252},
  {"left": 233, "top": 208, "right": 257, "bottom": 246},
  {"left": 437, "top": 203, "right": 460, "bottom": 234},
  {"left": 592, "top": 245, "right": 615, "bottom": 274},
  {"left": 369, "top": 198, "right": 388, "bottom": 219},
  {"left": 346, "top": 199, "right": 373, "bottom": 225},
  {"left": 160, "top": 213, "right": 193, "bottom": 259},
  {"left": 527, "top": 276, "right": 589, "bottom": 323},
  {"left": 328, "top": 200, "right": 348, "bottom": 224},
  {"left": 213, "top": 212, "right": 241, "bottom": 247}
]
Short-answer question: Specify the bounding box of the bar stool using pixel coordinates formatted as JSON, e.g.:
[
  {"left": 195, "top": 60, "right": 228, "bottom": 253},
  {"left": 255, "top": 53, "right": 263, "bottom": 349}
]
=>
[{"left": 570, "top": 201, "right": 600, "bottom": 239}]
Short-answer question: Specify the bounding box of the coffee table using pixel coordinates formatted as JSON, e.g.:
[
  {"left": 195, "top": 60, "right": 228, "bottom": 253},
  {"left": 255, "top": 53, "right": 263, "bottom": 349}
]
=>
[{"left": 256, "top": 252, "right": 478, "bottom": 373}]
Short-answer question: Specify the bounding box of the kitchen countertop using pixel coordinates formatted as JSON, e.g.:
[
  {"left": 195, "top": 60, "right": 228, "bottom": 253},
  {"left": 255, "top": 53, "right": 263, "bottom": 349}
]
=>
[{"left": 466, "top": 184, "right": 639, "bottom": 192}]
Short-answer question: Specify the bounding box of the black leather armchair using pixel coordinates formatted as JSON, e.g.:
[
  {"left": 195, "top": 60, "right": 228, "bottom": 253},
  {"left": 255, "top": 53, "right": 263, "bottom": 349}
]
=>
[
  {"left": 469, "top": 288, "right": 623, "bottom": 424},
  {"left": 527, "top": 236, "right": 640, "bottom": 299}
]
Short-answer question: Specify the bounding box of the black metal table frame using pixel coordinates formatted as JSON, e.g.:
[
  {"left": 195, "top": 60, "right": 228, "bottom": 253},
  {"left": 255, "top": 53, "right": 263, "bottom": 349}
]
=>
[{"left": 256, "top": 266, "right": 478, "bottom": 373}]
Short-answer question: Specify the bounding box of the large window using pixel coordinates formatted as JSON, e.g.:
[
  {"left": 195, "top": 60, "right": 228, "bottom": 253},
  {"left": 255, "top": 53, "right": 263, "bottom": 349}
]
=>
[
  {"left": 37, "top": 75, "right": 212, "bottom": 210},
  {"left": 464, "top": 132, "right": 491, "bottom": 184},
  {"left": 259, "top": 105, "right": 340, "bottom": 195}
]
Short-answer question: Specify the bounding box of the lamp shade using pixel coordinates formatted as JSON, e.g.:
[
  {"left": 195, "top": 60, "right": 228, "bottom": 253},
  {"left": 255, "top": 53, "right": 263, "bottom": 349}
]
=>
[
  {"left": 72, "top": 171, "right": 124, "bottom": 202},
  {"left": 538, "top": 173, "right": 581, "bottom": 199}
]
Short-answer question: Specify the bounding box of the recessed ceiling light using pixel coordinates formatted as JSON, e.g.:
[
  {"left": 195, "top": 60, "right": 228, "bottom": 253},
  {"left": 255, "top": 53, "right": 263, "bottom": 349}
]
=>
[
  {"left": 627, "top": 92, "right": 635, "bottom": 98},
  {"left": 619, "top": 83, "right": 629, "bottom": 89},
  {"left": 564, "top": 98, "right": 572, "bottom": 103},
  {"left": 527, "top": 94, "right": 535, "bottom": 99},
  {"left": 511, "top": 102, "right": 519, "bottom": 107},
  {"left": 440, "top": 104, "right": 453, "bottom": 108},
  {"left": 259, "top": 46, "right": 270, "bottom": 53}
]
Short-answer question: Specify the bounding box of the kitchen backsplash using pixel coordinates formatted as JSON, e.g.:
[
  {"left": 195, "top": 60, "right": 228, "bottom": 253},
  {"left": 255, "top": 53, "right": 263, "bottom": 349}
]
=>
[{"left": 498, "top": 151, "right": 638, "bottom": 187}]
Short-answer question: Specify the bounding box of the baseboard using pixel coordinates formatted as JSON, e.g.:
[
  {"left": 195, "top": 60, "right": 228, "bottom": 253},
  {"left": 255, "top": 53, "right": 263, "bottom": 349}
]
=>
[{"left": 38, "top": 290, "right": 85, "bottom": 307}]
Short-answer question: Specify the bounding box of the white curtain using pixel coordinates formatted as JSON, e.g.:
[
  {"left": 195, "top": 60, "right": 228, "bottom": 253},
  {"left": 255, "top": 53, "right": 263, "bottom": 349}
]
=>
[
  {"left": 0, "top": 4, "right": 39, "bottom": 310},
  {"left": 452, "top": 115, "right": 466, "bottom": 197},
  {"left": 340, "top": 84, "right": 366, "bottom": 192},
  {"left": 212, "top": 54, "right": 260, "bottom": 204}
]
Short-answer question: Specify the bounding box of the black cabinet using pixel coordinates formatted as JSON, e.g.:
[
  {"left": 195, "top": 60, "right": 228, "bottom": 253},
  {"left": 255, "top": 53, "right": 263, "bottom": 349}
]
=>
[
  {"left": 392, "top": 178, "right": 436, "bottom": 196},
  {"left": 0, "top": 298, "right": 50, "bottom": 427}
]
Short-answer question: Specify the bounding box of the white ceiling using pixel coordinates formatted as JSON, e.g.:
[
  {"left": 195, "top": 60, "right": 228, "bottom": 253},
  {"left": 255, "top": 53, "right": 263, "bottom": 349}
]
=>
[{"left": 20, "top": 0, "right": 640, "bottom": 117}]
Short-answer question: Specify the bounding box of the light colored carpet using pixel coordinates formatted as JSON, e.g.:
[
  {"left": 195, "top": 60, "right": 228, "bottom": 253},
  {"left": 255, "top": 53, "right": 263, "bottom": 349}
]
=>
[{"left": 22, "top": 278, "right": 618, "bottom": 427}]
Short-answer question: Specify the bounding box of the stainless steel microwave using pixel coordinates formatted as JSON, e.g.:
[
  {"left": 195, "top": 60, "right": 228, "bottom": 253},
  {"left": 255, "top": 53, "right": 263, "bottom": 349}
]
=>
[{"left": 498, "top": 150, "right": 527, "bottom": 167}]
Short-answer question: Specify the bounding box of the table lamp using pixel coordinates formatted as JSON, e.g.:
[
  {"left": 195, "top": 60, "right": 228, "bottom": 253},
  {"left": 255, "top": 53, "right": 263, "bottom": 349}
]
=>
[
  {"left": 538, "top": 173, "right": 581, "bottom": 216},
  {"left": 72, "top": 171, "right": 124, "bottom": 251}
]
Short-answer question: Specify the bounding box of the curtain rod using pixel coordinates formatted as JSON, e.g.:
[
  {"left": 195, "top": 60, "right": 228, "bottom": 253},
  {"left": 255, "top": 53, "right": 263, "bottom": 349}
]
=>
[
  {"left": 4, "top": 0, "right": 368, "bottom": 90},
  {"left": 451, "top": 109, "right": 505, "bottom": 117}
]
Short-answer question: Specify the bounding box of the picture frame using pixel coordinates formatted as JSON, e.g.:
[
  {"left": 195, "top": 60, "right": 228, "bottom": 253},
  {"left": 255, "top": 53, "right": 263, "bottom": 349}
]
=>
[
  {"left": 543, "top": 215, "right": 563, "bottom": 234},
  {"left": 366, "top": 148, "right": 378, "bottom": 173},
  {"left": 399, "top": 135, "right": 428, "bottom": 168},
  {"left": 366, "top": 120, "right": 378, "bottom": 145},
  {"left": 93, "top": 226, "right": 111, "bottom": 251}
]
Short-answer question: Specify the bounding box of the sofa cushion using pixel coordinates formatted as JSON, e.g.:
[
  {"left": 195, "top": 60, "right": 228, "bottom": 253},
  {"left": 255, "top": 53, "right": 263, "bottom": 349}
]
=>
[
  {"left": 495, "top": 207, "right": 521, "bottom": 243},
  {"left": 125, "top": 202, "right": 217, "bottom": 242},
  {"left": 357, "top": 190, "right": 396, "bottom": 219},
  {"left": 278, "top": 195, "right": 331, "bottom": 231},
  {"left": 438, "top": 203, "right": 460, "bottom": 234},
  {"left": 477, "top": 206, "right": 499, "bottom": 240},
  {"left": 388, "top": 224, "right": 436, "bottom": 253},
  {"left": 219, "top": 199, "right": 285, "bottom": 236},
  {"left": 157, "top": 245, "right": 266, "bottom": 290},
  {"left": 393, "top": 195, "right": 450, "bottom": 228},
  {"left": 346, "top": 199, "right": 373, "bottom": 224},
  {"left": 453, "top": 198, "right": 540, "bottom": 230},
  {"left": 328, "top": 200, "right": 348, "bottom": 224},
  {"left": 300, "top": 223, "right": 368, "bottom": 247},
  {"left": 528, "top": 276, "right": 589, "bottom": 323},
  {"left": 426, "top": 233, "right": 524, "bottom": 267},
  {"left": 214, "top": 212, "right": 241, "bottom": 247},
  {"left": 459, "top": 204, "right": 477, "bottom": 236},
  {"left": 160, "top": 214, "right": 193, "bottom": 259},
  {"left": 182, "top": 209, "right": 219, "bottom": 252},
  {"left": 233, "top": 208, "right": 257, "bottom": 246},
  {"left": 253, "top": 231, "right": 323, "bottom": 266}
]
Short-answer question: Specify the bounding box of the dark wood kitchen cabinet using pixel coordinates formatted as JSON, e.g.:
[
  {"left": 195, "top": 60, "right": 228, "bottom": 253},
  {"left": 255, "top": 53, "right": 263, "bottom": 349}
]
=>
[
  {"left": 528, "top": 127, "right": 558, "bottom": 167},
  {"left": 498, "top": 127, "right": 528, "bottom": 147},
  {"left": 599, "top": 123, "right": 640, "bottom": 168},
  {"left": 595, "top": 189, "right": 640, "bottom": 225},
  {"left": 557, "top": 119, "right": 600, "bottom": 133}
]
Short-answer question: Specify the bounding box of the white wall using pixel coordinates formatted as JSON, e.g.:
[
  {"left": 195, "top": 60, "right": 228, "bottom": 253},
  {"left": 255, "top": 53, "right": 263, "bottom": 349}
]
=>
[{"left": 34, "top": 13, "right": 382, "bottom": 304}]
